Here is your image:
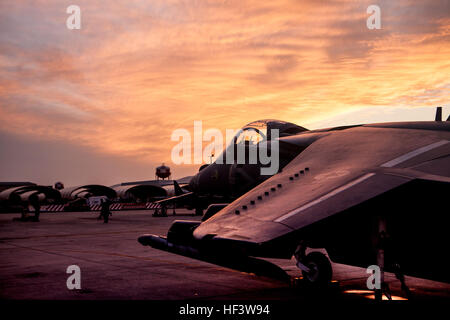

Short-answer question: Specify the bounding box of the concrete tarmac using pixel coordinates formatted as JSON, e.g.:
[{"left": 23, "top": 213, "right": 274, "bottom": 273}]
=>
[{"left": 0, "top": 209, "right": 449, "bottom": 300}]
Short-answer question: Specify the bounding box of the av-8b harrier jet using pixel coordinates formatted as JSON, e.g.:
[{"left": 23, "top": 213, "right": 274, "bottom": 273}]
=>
[{"left": 139, "top": 107, "right": 450, "bottom": 300}]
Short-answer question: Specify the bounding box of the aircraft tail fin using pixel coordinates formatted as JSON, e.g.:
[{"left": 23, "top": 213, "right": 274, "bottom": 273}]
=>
[
  {"left": 174, "top": 180, "right": 184, "bottom": 196},
  {"left": 435, "top": 106, "right": 442, "bottom": 121}
]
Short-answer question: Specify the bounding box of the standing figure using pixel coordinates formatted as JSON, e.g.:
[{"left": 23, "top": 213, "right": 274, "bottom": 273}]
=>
[{"left": 101, "top": 198, "right": 111, "bottom": 223}]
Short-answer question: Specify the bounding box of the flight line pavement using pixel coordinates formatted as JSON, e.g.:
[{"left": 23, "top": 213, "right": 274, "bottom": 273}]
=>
[{"left": 0, "top": 209, "right": 449, "bottom": 300}]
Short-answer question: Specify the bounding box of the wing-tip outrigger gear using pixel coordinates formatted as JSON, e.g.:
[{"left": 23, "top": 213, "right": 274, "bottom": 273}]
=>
[{"left": 374, "top": 215, "right": 412, "bottom": 301}]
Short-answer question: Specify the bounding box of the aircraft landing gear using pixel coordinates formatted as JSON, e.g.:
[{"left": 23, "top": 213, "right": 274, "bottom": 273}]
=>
[
  {"left": 294, "top": 243, "right": 332, "bottom": 287},
  {"left": 153, "top": 205, "right": 168, "bottom": 217},
  {"left": 375, "top": 216, "right": 390, "bottom": 301},
  {"left": 374, "top": 216, "right": 412, "bottom": 301}
]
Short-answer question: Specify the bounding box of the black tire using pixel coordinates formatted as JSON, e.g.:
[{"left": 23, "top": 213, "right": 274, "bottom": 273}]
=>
[{"left": 301, "top": 252, "right": 332, "bottom": 286}]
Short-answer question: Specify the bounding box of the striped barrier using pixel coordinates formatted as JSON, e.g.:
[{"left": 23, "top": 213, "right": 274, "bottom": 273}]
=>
[
  {"left": 110, "top": 203, "right": 123, "bottom": 210},
  {"left": 29, "top": 204, "right": 66, "bottom": 212},
  {"left": 121, "top": 203, "right": 146, "bottom": 210},
  {"left": 89, "top": 204, "right": 102, "bottom": 211},
  {"left": 90, "top": 202, "right": 160, "bottom": 211},
  {"left": 146, "top": 202, "right": 161, "bottom": 209},
  {"left": 29, "top": 202, "right": 161, "bottom": 212},
  {"left": 90, "top": 203, "right": 124, "bottom": 211}
]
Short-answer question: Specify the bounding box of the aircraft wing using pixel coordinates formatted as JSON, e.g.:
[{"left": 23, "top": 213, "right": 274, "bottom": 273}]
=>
[
  {"left": 154, "top": 191, "right": 194, "bottom": 205},
  {"left": 193, "top": 122, "right": 450, "bottom": 249}
]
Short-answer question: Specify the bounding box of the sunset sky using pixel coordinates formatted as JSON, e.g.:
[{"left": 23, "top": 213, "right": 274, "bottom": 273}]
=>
[{"left": 1, "top": 0, "right": 449, "bottom": 186}]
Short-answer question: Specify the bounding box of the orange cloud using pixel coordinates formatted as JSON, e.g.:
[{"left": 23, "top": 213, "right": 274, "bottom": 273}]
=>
[{"left": 0, "top": 0, "right": 449, "bottom": 181}]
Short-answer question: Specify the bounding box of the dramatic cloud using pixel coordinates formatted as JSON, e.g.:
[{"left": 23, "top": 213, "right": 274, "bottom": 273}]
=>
[{"left": 0, "top": 0, "right": 449, "bottom": 185}]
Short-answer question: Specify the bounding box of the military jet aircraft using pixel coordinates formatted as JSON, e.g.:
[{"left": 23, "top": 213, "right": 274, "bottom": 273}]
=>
[{"left": 139, "top": 107, "right": 450, "bottom": 300}]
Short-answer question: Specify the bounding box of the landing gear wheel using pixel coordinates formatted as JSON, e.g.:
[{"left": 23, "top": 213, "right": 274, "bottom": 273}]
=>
[
  {"left": 153, "top": 206, "right": 168, "bottom": 217},
  {"left": 301, "top": 252, "right": 332, "bottom": 287}
]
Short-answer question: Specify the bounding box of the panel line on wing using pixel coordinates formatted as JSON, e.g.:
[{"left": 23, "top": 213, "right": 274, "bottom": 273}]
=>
[
  {"left": 274, "top": 173, "right": 376, "bottom": 223},
  {"left": 381, "top": 140, "right": 449, "bottom": 168}
]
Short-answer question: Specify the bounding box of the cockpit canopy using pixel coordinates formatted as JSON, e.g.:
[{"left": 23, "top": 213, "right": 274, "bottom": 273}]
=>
[
  {"left": 235, "top": 119, "right": 307, "bottom": 145},
  {"left": 234, "top": 127, "right": 266, "bottom": 146},
  {"left": 213, "top": 119, "right": 308, "bottom": 163}
]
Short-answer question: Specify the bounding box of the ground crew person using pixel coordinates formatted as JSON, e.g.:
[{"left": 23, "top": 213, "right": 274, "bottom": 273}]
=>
[{"left": 100, "top": 198, "right": 112, "bottom": 223}]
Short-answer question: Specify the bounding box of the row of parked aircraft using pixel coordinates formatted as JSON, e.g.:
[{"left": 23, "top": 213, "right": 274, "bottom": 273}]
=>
[{"left": 0, "top": 175, "right": 193, "bottom": 213}]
